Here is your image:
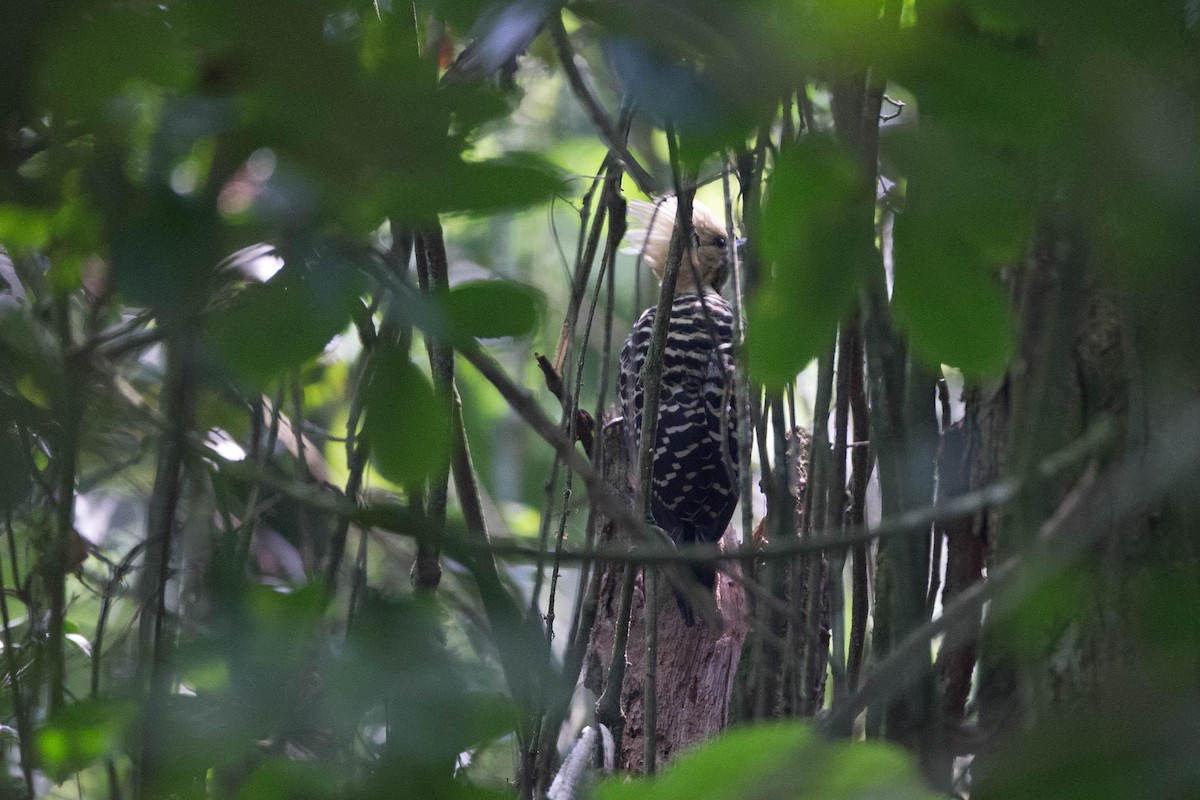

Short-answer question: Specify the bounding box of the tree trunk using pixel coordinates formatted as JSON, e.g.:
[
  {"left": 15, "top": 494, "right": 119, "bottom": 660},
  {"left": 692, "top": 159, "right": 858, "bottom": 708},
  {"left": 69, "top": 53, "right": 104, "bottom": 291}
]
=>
[
  {"left": 968, "top": 218, "right": 1200, "bottom": 796},
  {"left": 584, "top": 420, "right": 748, "bottom": 771}
]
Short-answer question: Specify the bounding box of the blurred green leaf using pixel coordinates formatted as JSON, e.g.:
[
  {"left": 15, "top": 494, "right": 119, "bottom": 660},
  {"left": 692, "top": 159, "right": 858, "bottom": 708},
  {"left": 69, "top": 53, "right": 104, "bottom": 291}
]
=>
[
  {"left": 36, "top": 699, "right": 137, "bottom": 782},
  {"left": 885, "top": 127, "right": 1032, "bottom": 265},
  {"left": 890, "top": 233, "right": 1014, "bottom": 376},
  {"left": 892, "top": 257, "right": 1012, "bottom": 381},
  {"left": 445, "top": 279, "right": 544, "bottom": 339},
  {"left": 577, "top": 3, "right": 783, "bottom": 165},
  {"left": 362, "top": 345, "right": 451, "bottom": 487},
  {"left": 883, "top": 27, "right": 1067, "bottom": 149},
  {"left": 241, "top": 758, "right": 339, "bottom": 800},
  {"left": 747, "top": 136, "right": 874, "bottom": 387},
  {"left": 595, "top": 721, "right": 940, "bottom": 800},
  {"left": 208, "top": 251, "right": 363, "bottom": 387},
  {"left": 886, "top": 127, "right": 1020, "bottom": 375},
  {"left": 36, "top": 6, "right": 193, "bottom": 121},
  {"left": 421, "top": 155, "right": 567, "bottom": 218},
  {"left": 0, "top": 205, "right": 51, "bottom": 251},
  {"left": 111, "top": 189, "right": 219, "bottom": 309},
  {"left": 151, "top": 694, "right": 257, "bottom": 797}
]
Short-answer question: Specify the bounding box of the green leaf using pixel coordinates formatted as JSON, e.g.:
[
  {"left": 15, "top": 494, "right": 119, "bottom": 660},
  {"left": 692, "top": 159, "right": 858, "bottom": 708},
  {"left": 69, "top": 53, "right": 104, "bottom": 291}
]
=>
[
  {"left": 110, "top": 190, "right": 218, "bottom": 310},
  {"left": 445, "top": 280, "right": 543, "bottom": 340},
  {"left": 747, "top": 136, "right": 875, "bottom": 387},
  {"left": 884, "top": 126, "right": 1032, "bottom": 265},
  {"left": 37, "top": 7, "right": 193, "bottom": 121},
  {"left": 425, "top": 155, "right": 567, "bottom": 217},
  {"left": 36, "top": 700, "right": 137, "bottom": 782},
  {"left": 362, "top": 346, "right": 451, "bottom": 487},
  {"left": 596, "top": 724, "right": 811, "bottom": 800},
  {"left": 883, "top": 27, "right": 1067, "bottom": 149},
  {"left": 887, "top": 128, "right": 1019, "bottom": 376},
  {"left": 595, "top": 721, "right": 941, "bottom": 800},
  {"left": 890, "top": 222, "right": 1014, "bottom": 377},
  {"left": 208, "top": 252, "right": 363, "bottom": 387},
  {"left": 0, "top": 205, "right": 51, "bottom": 251},
  {"left": 241, "top": 759, "right": 339, "bottom": 800}
]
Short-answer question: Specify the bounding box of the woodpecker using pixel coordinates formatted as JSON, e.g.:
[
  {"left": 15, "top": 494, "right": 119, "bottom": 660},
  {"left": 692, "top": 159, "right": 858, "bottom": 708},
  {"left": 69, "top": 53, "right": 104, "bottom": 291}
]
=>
[{"left": 619, "top": 197, "right": 739, "bottom": 625}]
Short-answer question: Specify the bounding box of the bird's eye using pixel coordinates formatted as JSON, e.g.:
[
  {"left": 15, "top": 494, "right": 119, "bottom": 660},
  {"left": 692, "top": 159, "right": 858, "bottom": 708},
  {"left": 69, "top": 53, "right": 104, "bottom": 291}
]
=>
[{"left": 713, "top": 235, "right": 727, "bottom": 248}]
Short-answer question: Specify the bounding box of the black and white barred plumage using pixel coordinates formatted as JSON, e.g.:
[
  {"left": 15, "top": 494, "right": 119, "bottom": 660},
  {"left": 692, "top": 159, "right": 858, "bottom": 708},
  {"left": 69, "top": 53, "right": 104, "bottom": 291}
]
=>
[{"left": 619, "top": 198, "right": 740, "bottom": 625}]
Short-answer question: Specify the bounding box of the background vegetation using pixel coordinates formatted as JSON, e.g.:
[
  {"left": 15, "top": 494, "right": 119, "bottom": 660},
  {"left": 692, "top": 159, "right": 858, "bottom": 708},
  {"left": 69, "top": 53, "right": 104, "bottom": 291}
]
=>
[{"left": 2, "top": 0, "right": 1199, "bottom": 798}]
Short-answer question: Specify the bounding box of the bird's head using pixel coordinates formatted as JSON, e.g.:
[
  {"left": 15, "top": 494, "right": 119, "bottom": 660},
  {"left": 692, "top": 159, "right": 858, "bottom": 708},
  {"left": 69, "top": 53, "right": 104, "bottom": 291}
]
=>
[{"left": 624, "top": 197, "right": 739, "bottom": 296}]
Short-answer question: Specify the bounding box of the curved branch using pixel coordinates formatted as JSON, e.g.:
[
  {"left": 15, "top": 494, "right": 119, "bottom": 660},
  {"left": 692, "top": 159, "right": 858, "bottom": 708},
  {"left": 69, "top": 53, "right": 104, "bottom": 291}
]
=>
[{"left": 547, "top": 11, "right": 657, "bottom": 195}]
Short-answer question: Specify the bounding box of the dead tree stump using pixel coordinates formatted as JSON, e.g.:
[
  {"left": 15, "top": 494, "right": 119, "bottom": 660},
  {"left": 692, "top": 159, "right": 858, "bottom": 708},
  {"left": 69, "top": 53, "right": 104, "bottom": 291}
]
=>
[{"left": 584, "top": 418, "right": 748, "bottom": 771}]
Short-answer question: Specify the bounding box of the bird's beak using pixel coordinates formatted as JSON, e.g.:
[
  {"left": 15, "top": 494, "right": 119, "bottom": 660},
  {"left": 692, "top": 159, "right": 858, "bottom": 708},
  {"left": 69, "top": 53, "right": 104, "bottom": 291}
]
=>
[{"left": 735, "top": 238, "right": 747, "bottom": 256}]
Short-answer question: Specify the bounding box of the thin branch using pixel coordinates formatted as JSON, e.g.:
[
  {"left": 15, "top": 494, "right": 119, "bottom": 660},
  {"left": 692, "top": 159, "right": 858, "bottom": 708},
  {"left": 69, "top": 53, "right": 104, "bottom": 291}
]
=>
[
  {"left": 827, "top": 324, "right": 853, "bottom": 720},
  {"left": 413, "top": 225, "right": 455, "bottom": 592},
  {"left": 722, "top": 156, "right": 756, "bottom": 549},
  {"left": 845, "top": 315, "right": 871, "bottom": 694},
  {"left": 820, "top": 407, "right": 1200, "bottom": 736},
  {"left": 546, "top": 11, "right": 657, "bottom": 195},
  {"left": 594, "top": 564, "right": 636, "bottom": 751},
  {"left": 481, "top": 419, "right": 1115, "bottom": 567},
  {"left": 136, "top": 326, "right": 198, "bottom": 793}
]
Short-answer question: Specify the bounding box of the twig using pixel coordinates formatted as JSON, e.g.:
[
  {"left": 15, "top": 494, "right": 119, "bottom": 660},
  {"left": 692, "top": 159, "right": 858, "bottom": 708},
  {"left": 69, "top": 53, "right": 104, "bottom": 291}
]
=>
[
  {"left": 449, "top": 383, "right": 550, "bottom": 800},
  {"left": 92, "top": 540, "right": 146, "bottom": 698},
  {"left": 594, "top": 564, "right": 636, "bottom": 752},
  {"left": 546, "top": 12, "right": 657, "bottom": 195},
  {"left": 234, "top": 385, "right": 284, "bottom": 572},
  {"left": 49, "top": 295, "right": 84, "bottom": 714},
  {"left": 722, "top": 156, "right": 756, "bottom": 548},
  {"left": 535, "top": 354, "right": 595, "bottom": 455},
  {"left": 534, "top": 168, "right": 607, "bottom": 616},
  {"left": 324, "top": 330, "right": 372, "bottom": 590},
  {"left": 797, "top": 346, "right": 835, "bottom": 713},
  {"left": 480, "top": 418, "right": 1115, "bottom": 567},
  {"left": 636, "top": 131, "right": 691, "bottom": 524}
]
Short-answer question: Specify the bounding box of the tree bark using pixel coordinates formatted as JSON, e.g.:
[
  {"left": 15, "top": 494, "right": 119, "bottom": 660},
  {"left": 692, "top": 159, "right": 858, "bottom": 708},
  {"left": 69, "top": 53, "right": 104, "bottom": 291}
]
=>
[{"left": 584, "top": 419, "right": 747, "bottom": 771}]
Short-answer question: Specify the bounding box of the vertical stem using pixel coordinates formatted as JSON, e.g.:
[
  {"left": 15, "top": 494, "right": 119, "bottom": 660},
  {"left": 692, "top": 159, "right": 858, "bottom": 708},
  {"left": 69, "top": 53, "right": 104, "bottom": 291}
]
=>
[
  {"left": 643, "top": 568, "right": 658, "bottom": 774},
  {"left": 636, "top": 136, "right": 694, "bottom": 524},
  {"left": 827, "top": 324, "right": 854, "bottom": 726},
  {"left": 846, "top": 318, "right": 872, "bottom": 694},
  {"left": 137, "top": 326, "right": 197, "bottom": 797},
  {"left": 413, "top": 226, "right": 454, "bottom": 592},
  {"left": 49, "top": 295, "right": 82, "bottom": 715},
  {"left": 595, "top": 564, "right": 637, "bottom": 754},
  {"left": 769, "top": 395, "right": 795, "bottom": 716},
  {"left": 547, "top": 172, "right": 623, "bottom": 642},
  {"left": 533, "top": 170, "right": 608, "bottom": 614},
  {"left": 0, "top": 526, "right": 35, "bottom": 797},
  {"left": 722, "top": 159, "right": 756, "bottom": 548},
  {"left": 800, "top": 344, "right": 835, "bottom": 714}
]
